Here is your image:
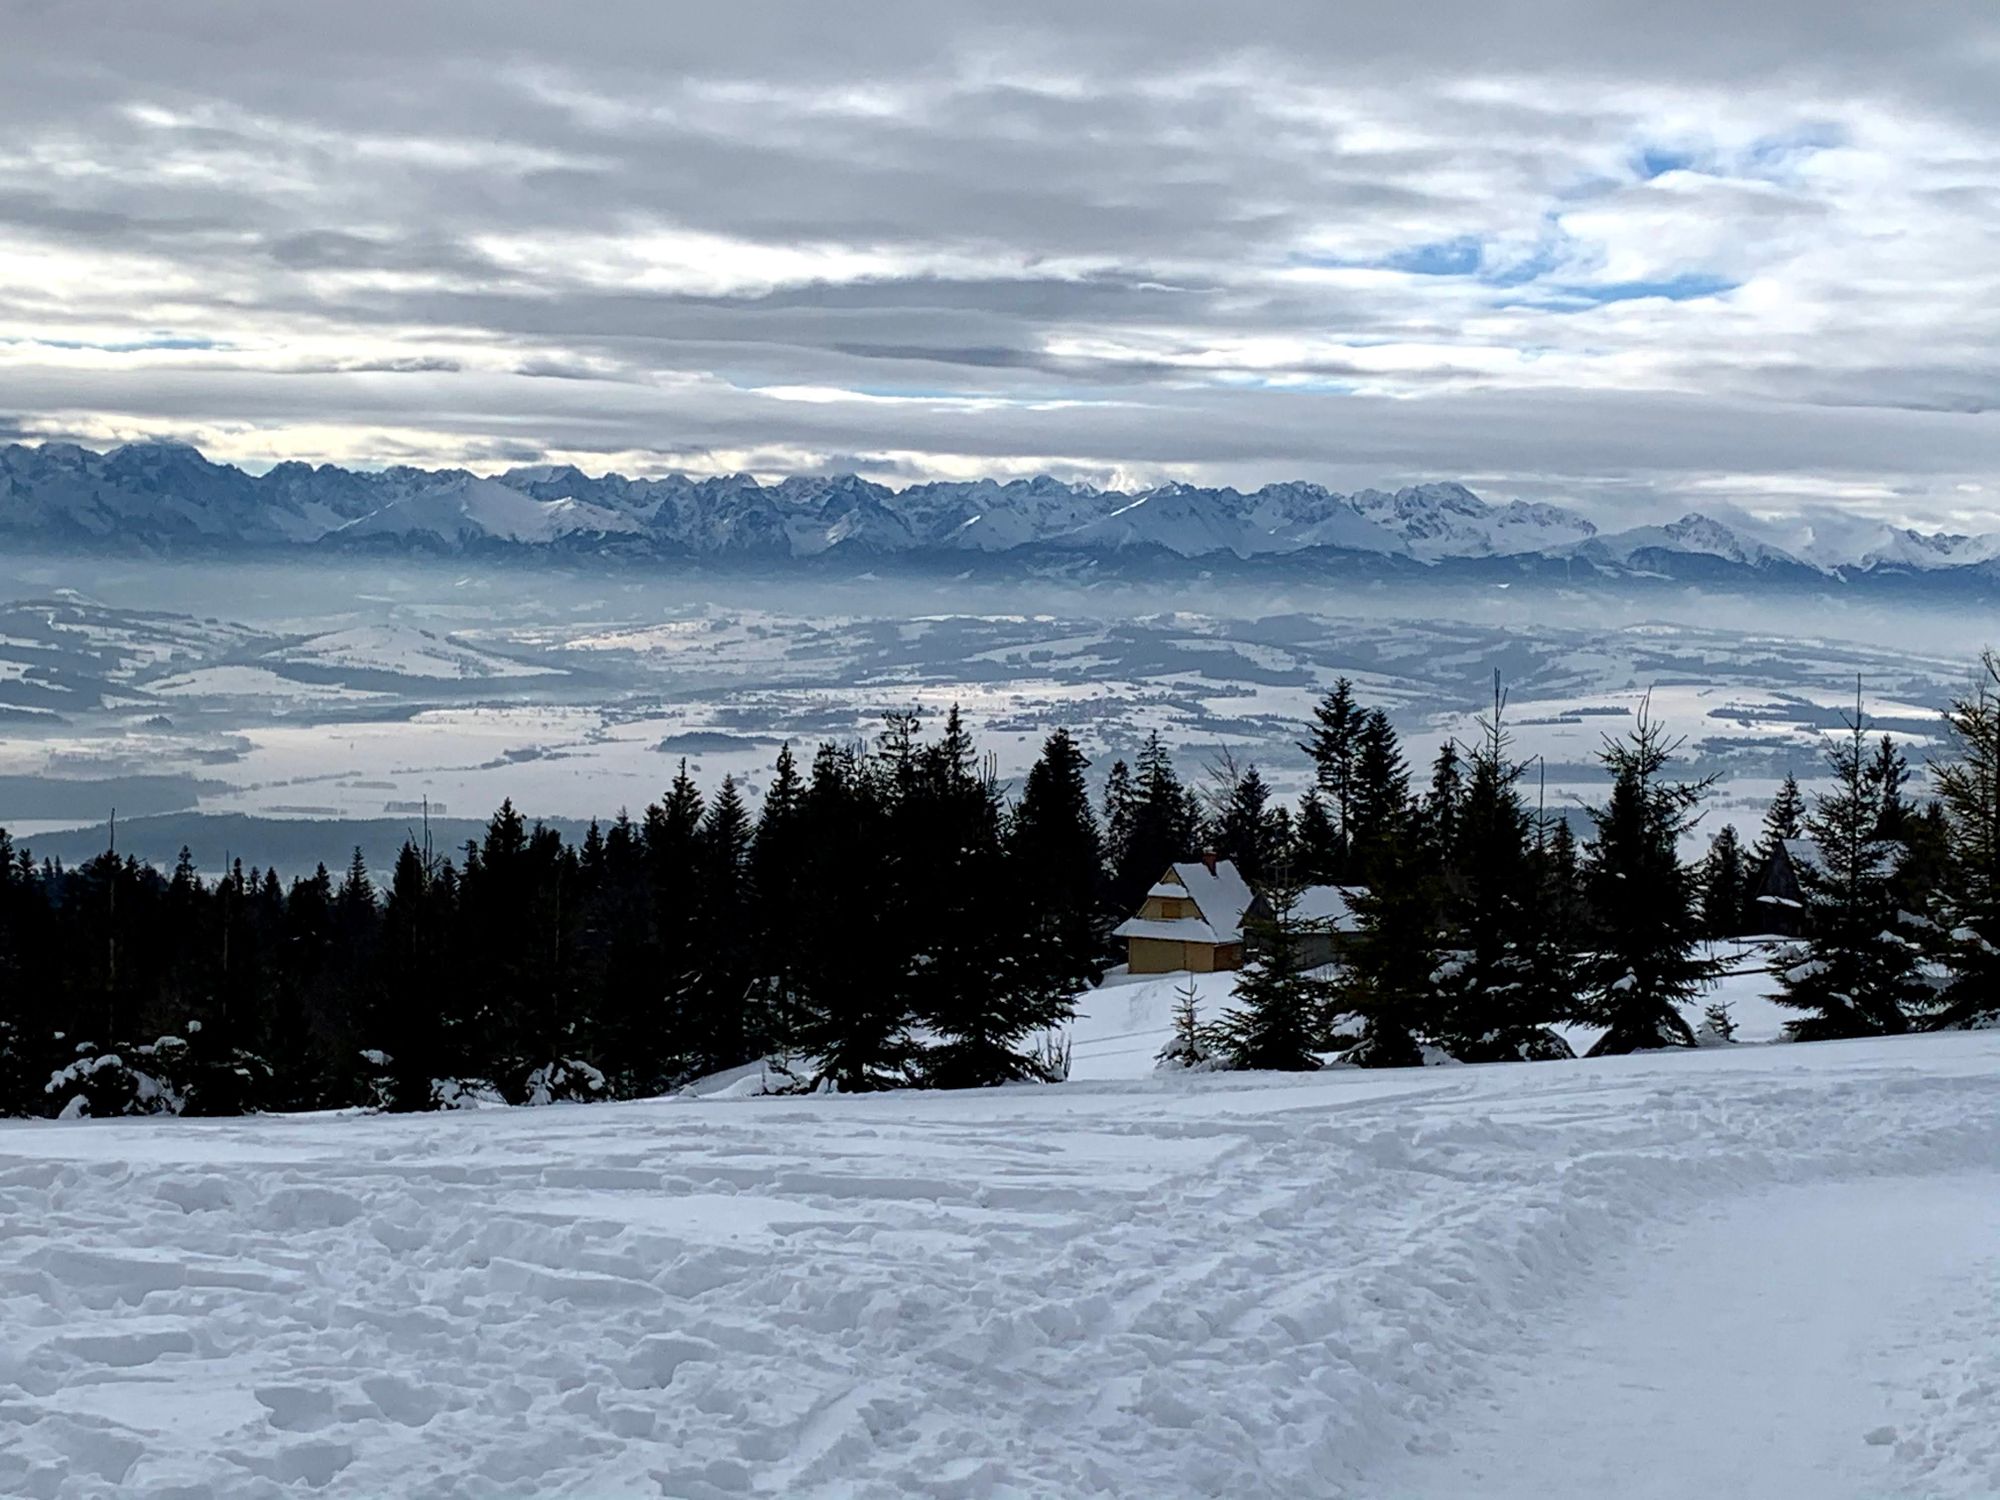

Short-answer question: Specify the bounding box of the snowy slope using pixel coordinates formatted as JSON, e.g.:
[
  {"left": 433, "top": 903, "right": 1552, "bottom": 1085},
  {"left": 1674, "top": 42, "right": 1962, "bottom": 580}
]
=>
[
  {"left": 1351, "top": 483, "right": 1599, "bottom": 559},
  {"left": 333, "top": 474, "right": 643, "bottom": 546},
  {"left": 1576, "top": 512, "right": 1807, "bottom": 571},
  {"left": 2, "top": 1024, "right": 1998, "bottom": 1497},
  {"left": 265, "top": 624, "right": 555, "bottom": 681},
  {"left": 1051, "top": 483, "right": 1278, "bottom": 557}
]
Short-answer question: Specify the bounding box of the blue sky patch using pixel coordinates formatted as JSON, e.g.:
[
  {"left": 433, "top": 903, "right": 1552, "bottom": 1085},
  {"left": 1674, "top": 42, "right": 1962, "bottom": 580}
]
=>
[
  {"left": 29, "top": 335, "right": 225, "bottom": 353},
  {"left": 1545, "top": 273, "right": 1739, "bottom": 306},
  {"left": 1635, "top": 144, "right": 1701, "bottom": 180},
  {"left": 1383, "top": 236, "right": 1483, "bottom": 276}
]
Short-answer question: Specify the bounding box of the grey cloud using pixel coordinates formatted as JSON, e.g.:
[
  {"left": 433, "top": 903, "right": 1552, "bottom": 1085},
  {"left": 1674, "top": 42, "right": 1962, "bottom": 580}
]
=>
[{"left": 2, "top": 3, "right": 2000, "bottom": 525}]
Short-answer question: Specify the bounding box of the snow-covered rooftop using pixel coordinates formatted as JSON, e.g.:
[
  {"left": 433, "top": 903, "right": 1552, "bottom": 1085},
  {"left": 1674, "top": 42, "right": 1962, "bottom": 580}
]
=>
[
  {"left": 1166, "top": 859, "right": 1256, "bottom": 944},
  {"left": 1112, "top": 915, "right": 1223, "bottom": 945},
  {"left": 1294, "top": 883, "right": 1366, "bottom": 933}
]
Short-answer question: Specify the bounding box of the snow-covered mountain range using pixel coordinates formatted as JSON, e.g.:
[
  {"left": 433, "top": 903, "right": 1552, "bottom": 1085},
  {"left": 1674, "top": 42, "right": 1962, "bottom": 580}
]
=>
[{"left": 5, "top": 440, "right": 1998, "bottom": 589}]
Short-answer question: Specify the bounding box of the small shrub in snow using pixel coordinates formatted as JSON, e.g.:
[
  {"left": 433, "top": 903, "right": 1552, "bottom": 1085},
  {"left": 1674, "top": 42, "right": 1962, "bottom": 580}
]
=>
[
  {"left": 1155, "top": 978, "right": 1214, "bottom": 1071},
  {"left": 45, "top": 1043, "right": 182, "bottom": 1119},
  {"left": 1031, "top": 1030, "right": 1073, "bottom": 1083},
  {"left": 1697, "top": 1002, "right": 1738, "bottom": 1046},
  {"left": 521, "top": 1059, "right": 610, "bottom": 1106},
  {"left": 431, "top": 1078, "right": 508, "bottom": 1110}
]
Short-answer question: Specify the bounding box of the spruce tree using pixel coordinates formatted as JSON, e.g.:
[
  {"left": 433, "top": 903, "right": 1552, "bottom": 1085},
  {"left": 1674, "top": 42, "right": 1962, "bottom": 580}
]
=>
[
  {"left": 1111, "top": 733, "right": 1197, "bottom": 913},
  {"left": 1009, "top": 728, "right": 1104, "bottom": 1003},
  {"left": 1218, "top": 873, "right": 1323, "bottom": 1071},
  {"left": 1422, "top": 739, "right": 1466, "bottom": 866},
  {"left": 377, "top": 838, "right": 445, "bottom": 1109},
  {"left": 1101, "top": 758, "right": 1135, "bottom": 896},
  {"left": 1517, "top": 811, "right": 1585, "bottom": 1044},
  {"left": 687, "top": 775, "right": 754, "bottom": 1074},
  {"left": 1292, "top": 789, "right": 1340, "bottom": 884},
  {"left": 1753, "top": 773, "right": 1806, "bottom": 868},
  {"left": 1332, "top": 706, "right": 1437, "bottom": 1066},
  {"left": 745, "top": 746, "right": 806, "bottom": 1059},
  {"left": 1301, "top": 677, "right": 1365, "bottom": 877},
  {"left": 789, "top": 740, "right": 915, "bottom": 1091},
  {"left": 905, "top": 708, "right": 1022, "bottom": 1087},
  {"left": 1577, "top": 706, "right": 1717, "bottom": 1054},
  {"left": 1213, "top": 763, "right": 1279, "bottom": 884},
  {"left": 1435, "top": 698, "right": 1571, "bottom": 1062},
  {"left": 1155, "top": 975, "right": 1209, "bottom": 1070},
  {"left": 1337, "top": 817, "right": 1440, "bottom": 1067},
  {"left": 1701, "top": 824, "right": 1748, "bottom": 940},
  {"left": 1930, "top": 653, "right": 2000, "bottom": 1028},
  {"left": 1772, "top": 705, "right": 1928, "bottom": 1038},
  {"left": 1348, "top": 710, "right": 1411, "bottom": 875}
]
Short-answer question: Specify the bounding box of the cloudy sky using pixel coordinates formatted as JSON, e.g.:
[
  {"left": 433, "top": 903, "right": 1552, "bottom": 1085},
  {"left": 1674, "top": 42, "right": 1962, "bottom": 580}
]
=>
[{"left": 5, "top": 2, "right": 2000, "bottom": 525}]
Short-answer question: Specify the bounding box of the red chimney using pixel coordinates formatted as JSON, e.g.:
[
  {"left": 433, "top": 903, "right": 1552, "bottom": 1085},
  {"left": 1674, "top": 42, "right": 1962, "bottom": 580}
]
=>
[{"left": 1201, "top": 848, "right": 1217, "bottom": 874}]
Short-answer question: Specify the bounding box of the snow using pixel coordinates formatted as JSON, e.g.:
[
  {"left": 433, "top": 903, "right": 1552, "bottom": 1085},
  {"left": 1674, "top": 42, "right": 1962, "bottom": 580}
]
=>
[
  {"left": 1111, "top": 915, "right": 1223, "bottom": 944},
  {"left": 1293, "top": 882, "right": 1364, "bottom": 931},
  {"left": 1166, "top": 859, "right": 1256, "bottom": 943},
  {"left": 3, "top": 1021, "right": 1996, "bottom": 1496},
  {"left": 1369, "top": 1173, "right": 2000, "bottom": 1499},
  {"left": 333, "top": 475, "right": 643, "bottom": 547},
  {"left": 272, "top": 624, "right": 553, "bottom": 681}
]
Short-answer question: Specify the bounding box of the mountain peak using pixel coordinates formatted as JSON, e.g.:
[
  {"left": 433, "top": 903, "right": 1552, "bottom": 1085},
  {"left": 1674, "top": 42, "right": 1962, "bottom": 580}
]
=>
[{"left": 0, "top": 439, "right": 1991, "bottom": 581}]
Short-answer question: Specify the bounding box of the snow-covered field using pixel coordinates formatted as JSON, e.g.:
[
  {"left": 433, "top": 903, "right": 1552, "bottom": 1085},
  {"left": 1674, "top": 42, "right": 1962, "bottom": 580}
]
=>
[
  {"left": 1, "top": 579, "right": 1974, "bottom": 851},
  {"left": 3, "top": 1019, "right": 1997, "bottom": 1498}
]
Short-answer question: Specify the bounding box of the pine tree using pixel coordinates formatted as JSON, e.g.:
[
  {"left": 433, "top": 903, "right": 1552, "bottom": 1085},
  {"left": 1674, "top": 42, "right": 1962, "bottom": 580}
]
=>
[
  {"left": 1332, "top": 707, "right": 1435, "bottom": 1066},
  {"left": 1337, "top": 817, "right": 1440, "bottom": 1067},
  {"left": 1155, "top": 975, "right": 1209, "bottom": 1070},
  {"left": 1435, "top": 694, "right": 1571, "bottom": 1062},
  {"left": 1300, "top": 677, "right": 1365, "bottom": 877},
  {"left": 1700, "top": 824, "right": 1748, "bottom": 940},
  {"left": 1577, "top": 705, "right": 1717, "bottom": 1054},
  {"left": 377, "top": 838, "right": 445, "bottom": 1110},
  {"left": 906, "top": 708, "right": 1026, "bottom": 1087},
  {"left": 638, "top": 766, "right": 705, "bottom": 1087},
  {"left": 745, "top": 745, "right": 806, "bottom": 1059},
  {"left": 1213, "top": 762, "right": 1279, "bottom": 884},
  {"left": 1929, "top": 652, "right": 2000, "bottom": 1028},
  {"left": 1101, "top": 758, "right": 1135, "bottom": 895},
  {"left": 1518, "top": 810, "right": 1585, "bottom": 1041},
  {"left": 1422, "top": 739, "right": 1466, "bottom": 866},
  {"left": 686, "top": 775, "right": 754, "bottom": 1074},
  {"left": 1009, "top": 728, "right": 1104, "bottom": 1004},
  {"left": 1292, "top": 789, "right": 1340, "bottom": 884},
  {"left": 1218, "top": 873, "right": 1322, "bottom": 1071},
  {"left": 1348, "top": 710, "right": 1411, "bottom": 879},
  {"left": 1753, "top": 773, "right": 1806, "bottom": 868},
  {"left": 1772, "top": 703, "right": 1928, "bottom": 1039},
  {"left": 1866, "top": 734, "right": 1945, "bottom": 927},
  {"left": 789, "top": 740, "right": 915, "bottom": 1091},
  {"left": 1111, "top": 733, "right": 1197, "bottom": 914}
]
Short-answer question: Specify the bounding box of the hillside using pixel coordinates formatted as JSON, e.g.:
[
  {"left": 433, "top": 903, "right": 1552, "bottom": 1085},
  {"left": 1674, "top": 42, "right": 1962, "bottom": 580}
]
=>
[{"left": 2, "top": 1024, "right": 1995, "bottom": 1496}]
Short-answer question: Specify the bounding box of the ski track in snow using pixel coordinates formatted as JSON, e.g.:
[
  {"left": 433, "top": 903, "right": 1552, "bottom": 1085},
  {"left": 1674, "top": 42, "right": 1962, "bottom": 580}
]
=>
[
  {"left": 1376, "top": 1174, "right": 2000, "bottom": 1499},
  {"left": 0, "top": 1033, "right": 1997, "bottom": 1498}
]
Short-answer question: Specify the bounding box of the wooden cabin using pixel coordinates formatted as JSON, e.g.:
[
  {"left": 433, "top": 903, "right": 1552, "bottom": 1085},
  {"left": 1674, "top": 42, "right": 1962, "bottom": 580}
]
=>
[
  {"left": 1115, "top": 860, "right": 1370, "bottom": 975},
  {"left": 1288, "top": 883, "right": 1366, "bottom": 969},
  {"left": 1114, "top": 857, "right": 1255, "bottom": 974},
  {"left": 1750, "top": 837, "right": 1820, "bottom": 937}
]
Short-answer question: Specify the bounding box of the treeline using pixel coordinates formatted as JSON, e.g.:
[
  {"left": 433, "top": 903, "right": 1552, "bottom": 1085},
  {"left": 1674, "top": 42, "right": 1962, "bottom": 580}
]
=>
[{"left": 4, "top": 656, "right": 1999, "bottom": 1118}]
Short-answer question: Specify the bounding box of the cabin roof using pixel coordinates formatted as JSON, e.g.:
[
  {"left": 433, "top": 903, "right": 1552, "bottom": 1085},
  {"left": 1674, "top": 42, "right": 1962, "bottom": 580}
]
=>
[
  {"left": 1293, "top": 883, "right": 1366, "bottom": 933},
  {"left": 1779, "top": 837, "right": 1826, "bottom": 875},
  {"left": 1167, "top": 860, "right": 1256, "bottom": 943},
  {"left": 1113, "top": 915, "right": 1224, "bottom": 945}
]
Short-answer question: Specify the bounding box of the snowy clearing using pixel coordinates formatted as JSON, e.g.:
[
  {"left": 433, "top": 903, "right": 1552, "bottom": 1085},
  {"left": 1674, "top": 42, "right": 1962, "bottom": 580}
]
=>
[{"left": 2, "top": 1030, "right": 1997, "bottom": 1497}]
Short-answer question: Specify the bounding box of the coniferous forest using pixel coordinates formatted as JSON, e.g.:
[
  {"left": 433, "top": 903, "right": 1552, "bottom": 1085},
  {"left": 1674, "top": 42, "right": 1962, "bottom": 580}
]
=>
[{"left": 4, "top": 657, "right": 1999, "bottom": 1120}]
